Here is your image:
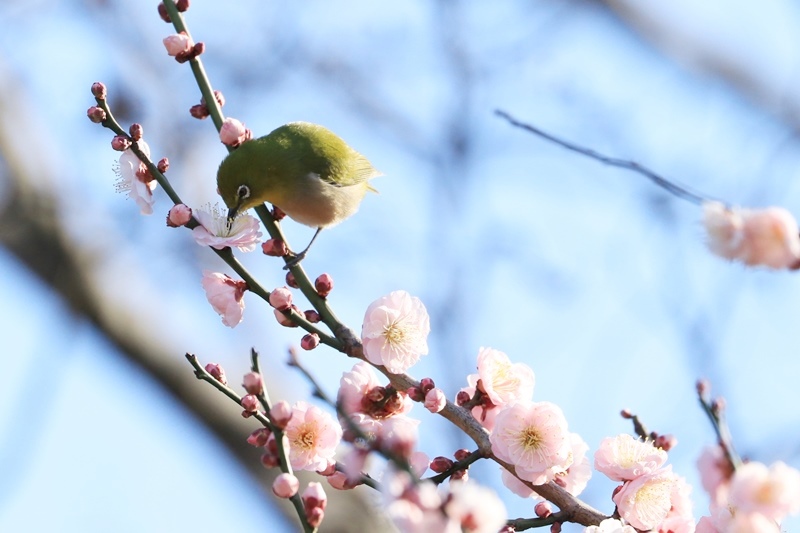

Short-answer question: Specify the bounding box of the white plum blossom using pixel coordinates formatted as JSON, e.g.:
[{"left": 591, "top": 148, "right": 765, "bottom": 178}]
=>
[
  {"left": 594, "top": 433, "right": 668, "bottom": 482},
  {"left": 583, "top": 518, "right": 637, "bottom": 533},
  {"left": 613, "top": 466, "right": 676, "bottom": 531},
  {"left": 192, "top": 205, "right": 262, "bottom": 252},
  {"left": 361, "top": 290, "right": 430, "bottom": 373},
  {"left": 115, "top": 140, "right": 157, "bottom": 215}
]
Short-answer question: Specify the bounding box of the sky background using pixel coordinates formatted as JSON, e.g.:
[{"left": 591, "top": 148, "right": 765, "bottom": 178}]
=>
[{"left": 1, "top": 0, "right": 800, "bottom": 531}]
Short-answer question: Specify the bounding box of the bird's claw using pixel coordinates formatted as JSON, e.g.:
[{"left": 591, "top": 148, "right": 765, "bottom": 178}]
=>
[{"left": 283, "top": 251, "right": 306, "bottom": 270}]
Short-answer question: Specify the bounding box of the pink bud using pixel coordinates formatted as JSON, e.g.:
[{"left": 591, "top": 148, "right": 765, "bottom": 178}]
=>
[
  {"left": 274, "top": 308, "right": 298, "bottom": 328},
  {"left": 166, "top": 204, "right": 192, "bottom": 227},
  {"left": 111, "top": 135, "right": 132, "bottom": 151},
  {"left": 306, "top": 507, "right": 324, "bottom": 528},
  {"left": 269, "top": 400, "right": 292, "bottom": 429},
  {"left": 262, "top": 238, "right": 288, "bottom": 257},
  {"left": 157, "top": 158, "right": 169, "bottom": 173},
  {"left": 550, "top": 522, "right": 562, "bottom": 533},
  {"left": 91, "top": 82, "right": 107, "bottom": 100},
  {"left": 453, "top": 449, "right": 470, "bottom": 462},
  {"left": 260, "top": 450, "right": 279, "bottom": 468},
  {"left": 157, "top": 3, "right": 171, "bottom": 22},
  {"left": 268, "top": 287, "right": 293, "bottom": 310},
  {"left": 212, "top": 90, "right": 225, "bottom": 107},
  {"left": 163, "top": 32, "right": 193, "bottom": 57},
  {"left": 655, "top": 434, "right": 678, "bottom": 451},
  {"left": 301, "top": 333, "right": 320, "bottom": 351},
  {"left": 406, "top": 386, "right": 424, "bottom": 402},
  {"left": 620, "top": 409, "right": 633, "bottom": 419},
  {"left": 175, "top": 0, "right": 190, "bottom": 11},
  {"left": 219, "top": 117, "right": 248, "bottom": 147},
  {"left": 86, "top": 106, "right": 106, "bottom": 123},
  {"left": 302, "top": 482, "right": 328, "bottom": 511},
  {"left": 246, "top": 427, "right": 271, "bottom": 447},
  {"left": 317, "top": 462, "right": 336, "bottom": 477},
  {"left": 189, "top": 104, "right": 209, "bottom": 119},
  {"left": 430, "top": 456, "right": 454, "bottom": 473},
  {"left": 304, "top": 310, "right": 321, "bottom": 323},
  {"left": 241, "top": 394, "right": 259, "bottom": 413},
  {"left": 327, "top": 471, "right": 353, "bottom": 490},
  {"left": 242, "top": 372, "right": 263, "bottom": 395},
  {"left": 204, "top": 363, "right": 227, "bottom": 384},
  {"left": 314, "top": 273, "right": 334, "bottom": 297},
  {"left": 455, "top": 390, "right": 471, "bottom": 406},
  {"left": 697, "top": 379, "right": 711, "bottom": 399},
  {"left": 129, "top": 123, "right": 143, "bottom": 141},
  {"left": 272, "top": 206, "right": 286, "bottom": 221},
  {"left": 450, "top": 469, "right": 468, "bottom": 482},
  {"left": 285, "top": 271, "right": 299, "bottom": 288},
  {"left": 272, "top": 473, "right": 299, "bottom": 498},
  {"left": 419, "top": 377, "right": 435, "bottom": 393},
  {"left": 424, "top": 387, "right": 446, "bottom": 413},
  {"left": 712, "top": 397, "right": 726, "bottom": 415},
  {"left": 535, "top": 501, "right": 552, "bottom": 518}
]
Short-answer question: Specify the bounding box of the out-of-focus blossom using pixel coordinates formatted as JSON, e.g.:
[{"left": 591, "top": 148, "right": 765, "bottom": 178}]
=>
[
  {"left": 594, "top": 434, "right": 668, "bottom": 482},
  {"left": 444, "top": 481, "right": 507, "bottom": 533},
  {"left": 613, "top": 466, "right": 675, "bottom": 531},
  {"left": 377, "top": 416, "right": 420, "bottom": 459},
  {"left": 697, "top": 445, "right": 732, "bottom": 505},
  {"left": 409, "top": 451, "right": 430, "bottom": 478},
  {"left": 490, "top": 401, "right": 572, "bottom": 485},
  {"left": 728, "top": 461, "right": 800, "bottom": 521},
  {"left": 284, "top": 401, "right": 342, "bottom": 471},
  {"left": 115, "top": 140, "right": 157, "bottom": 215},
  {"left": 703, "top": 201, "right": 800, "bottom": 269},
  {"left": 201, "top": 271, "right": 246, "bottom": 327},
  {"left": 362, "top": 290, "right": 430, "bottom": 373},
  {"left": 582, "top": 518, "right": 637, "bottom": 532},
  {"left": 656, "top": 475, "right": 694, "bottom": 533},
  {"left": 192, "top": 206, "right": 262, "bottom": 251}
]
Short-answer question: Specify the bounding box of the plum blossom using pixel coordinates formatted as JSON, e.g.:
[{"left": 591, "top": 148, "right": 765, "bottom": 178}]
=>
[
  {"left": 702, "top": 201, "right": 800, "bottom": 269},
  {"left": 727, "top": 461, "right": 800, "bottom": 521},
  {"left": 444, "top": 481, "right": 507, "bottom": 533},
  {"left": 284, "top": 401, "right": 342, "bottom": 471},
  {"left": 382, "top": 470, "right": 456, "bottom": 533},
  {"left": 594, "top": 433, "right": 667, "bottom": 482},
  {"left": 163, "top": 32, "right": 193, "bottom": 56},
  {"left": 362, "top": 290, "right": 430, "bottom": 373},
  {"left": 613, "top": 466, "right": 676, "bottom": 531},
  {"left": 489, "top": 401, "right": 572, "bottom": 485},
  {"left": 656, "top": 475, "right": 694, "bottom": 533},
  {"left": 697, "top": 445, "right": 732, "bottom": 506},
  {"left": 115, "top": 140, "right": 157, "bottom": 215},
  {"left": 192, "top": 205, "right": 262, "bottom": 251},
  {"left": 583, "top": 518, "right": 637, "bottom": 532},
  {"left": 472, "top": 347, "right": 535, "bottom": 406},
  {"left": 201, "top": 271, "right": 246, "bottom": 327},
  {"left": 338, "top": 362, "right": 413, "bottom": 424}
]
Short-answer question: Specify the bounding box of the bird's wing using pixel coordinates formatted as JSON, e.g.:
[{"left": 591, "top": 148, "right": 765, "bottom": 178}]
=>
[{"left": 318, "top": 152, "right": 383, "bottom": 189}]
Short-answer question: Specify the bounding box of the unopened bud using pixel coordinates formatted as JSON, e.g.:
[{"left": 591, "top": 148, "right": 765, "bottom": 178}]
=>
[
  {"left": 430, "top": 456, "right": 454, "bottom": 473},
  {"left": 241, "top": 394, "right": 259, "bottom": 413},
  {"left": 314, "top": 273, "right": 334, "bottom": 297},
  {"left": 285, "top": 271, "right": 299, "bottom": 289},
  {"left": 406, "top": 386, "right": 425, "bottom": 402},
  {"left": 163, "top": 32, "right": 193, "bottom": 57},
  {"left": 219, "top": 117, "right": 248, "bottom": 147},
  {"left": 260, "top": 450, "right": 279, "bottom": 469},
  {"left": 620, "top": 409, "right": 633, "bottom": 419},
  {"left": 304, "top": 310, "right": 321, "bottom": 323},
  {"left": 213, "top": 90, "right": 225, "bottom": 107},
  {"left": 455, "top": 390, "right": 471, "bottom": 406},
  {"left": 246, "top": 427, "right": 270, "bottom": 447},
  {"left": 274, "top": 308, "right": 298, "bottom": 327},
  {"left": 327, "top": 471, "right": 353, "bottom": 490},
  {"left": 306, "top": 507, "right": 324, "bottom": 528},
  {"left": 91, "top": 82, "right": 107, "bottom": 100},
  {"left": 189, "top": 104, "right": 209, "bottom": 119},
  {"left": 175, "top": 0, "right": 190, "bottom": 11},
  {"left": 86, "top": 106, "right": 106, "bottom": 123},
  {"left": 419, "top": 377, "right": 435, "bottom": 394},
  {"left": 268, "top": 286, "right": 293, "bottom": 310},
  {"left": 712, "top": 397, "right": 726, "bottom": 415},
  {"left": 157, "top": 157, "right": 169, "bottom": 173},
  {"left": 316, "top": 463, "right": 336, "bottom": 477},
  {"left": 424, "top": 387, "right": 446, "bottom": 413},
  {"left": 301, "top": 333, "right": 320, "bottom": 351},
  {"left": 166, "top": 204, "right": 192, "bottom": 227},
  {"left": 269, "top": 400, "right": 292, "bottom": 429},
  {"left": 129, "top": 123, "right": 143, "bottom": 141},
  {"left": 262, "top": 238, "right": 288, "bottom": 257},
  {"left": 272, "top": 473, "right": 299, "bottom": 498},
  {"left": 204, "top": 363, "right": 227, "bottom": 384},
  {"left": 111, "top": 135, "right": 132, "bottom": 151},
  {"left": 696, "top": 379, "right": 711, "bottom": 399},
  {"left": 157, "top": 3, "right": 171, "bottom": 22},
  {"left": 302, "top": 482, "right": 328, "bottom": 512},
  {"left": 535, "top": 501, "right": 552, "bottom": 518},
  {"left": 450, "top": 469, "right": 468, "bottom": 482},
  {"left": 453, "top": 449, "right": 470, "bottom": 462},
  {"left": 655, "top": 434, "right": 678, "bottom": 451},
  {"left": 242, "top": 372, "right": 263, "bottom": 395},
  {"left": 550, "top": 522, "right": 562, "bottom": 533}
]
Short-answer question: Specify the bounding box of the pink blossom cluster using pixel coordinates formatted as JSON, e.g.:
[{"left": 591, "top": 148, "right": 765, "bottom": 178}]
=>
[
  {"left": 696, "top": 445, "right": 800, "bottom": 531},
  {"left": 593, "top": 434, "right": 694, "bottom": 532}
]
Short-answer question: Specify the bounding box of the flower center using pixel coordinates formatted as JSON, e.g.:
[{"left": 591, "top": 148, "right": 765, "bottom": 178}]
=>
[
  {"left": 293, "top": 423, "right": 317, "bottom": 451},
  {"left": 518, "top": 427, "right": 542, "bottom": 451},
  {"left": 383, "top": 321, "right": 407, "bottom": 346}
]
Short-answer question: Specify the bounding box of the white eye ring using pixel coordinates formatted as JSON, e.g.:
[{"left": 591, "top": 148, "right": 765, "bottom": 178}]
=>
[{"left": 237, "top": 184, "right": 250, "bottom": 200}]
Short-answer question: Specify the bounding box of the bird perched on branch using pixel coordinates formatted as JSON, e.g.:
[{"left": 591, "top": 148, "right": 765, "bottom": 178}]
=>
[{"left": 217, "top": 121, "right": 381, "bottom": 266}]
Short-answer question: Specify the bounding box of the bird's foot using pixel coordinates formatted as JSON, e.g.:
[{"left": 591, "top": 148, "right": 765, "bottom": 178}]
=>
[{"left": 283, "top": 251, "right": 306, "bottom": 270}]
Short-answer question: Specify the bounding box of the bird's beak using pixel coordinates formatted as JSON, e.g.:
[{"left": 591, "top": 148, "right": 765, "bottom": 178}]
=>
[{"left": 226, "top": 206, "right": 238, "bottom": 231}]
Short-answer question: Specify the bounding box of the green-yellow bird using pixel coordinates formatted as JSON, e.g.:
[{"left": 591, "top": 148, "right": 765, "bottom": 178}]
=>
[{"left": 217, "top": 121, "right": 381, "bottom": 265}]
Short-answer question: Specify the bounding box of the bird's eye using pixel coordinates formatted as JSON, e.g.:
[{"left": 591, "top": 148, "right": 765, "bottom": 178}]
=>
[{"left": 237, "top": 185, "right": 250, "bottom": 199}]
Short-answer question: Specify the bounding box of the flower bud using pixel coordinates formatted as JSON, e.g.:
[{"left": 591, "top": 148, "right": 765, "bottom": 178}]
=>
[
  {"left": 166, "top": 204, "right": 192, "bottom": 227},
  {"left": 430, "top": 456, "right": 454, "bottom": 473},
  {"left": 620, "top": 408, "right": 633, "bottom": 419},
  {"left": 269, "top": 400, "right": 292, "bottom": 429},
  {"left": 157, "top": 3, "right": 171, "bottom": 22},
  {"left": 406, "top": 386, "right": 424, "bottom": 402},
  {"left": 316, "top": 462, "right": 336, "bottom": 477},
  {"left": 241, "top": 394, "right": 259, "bottom": 413},
  {"left": 246, "top": 427, "right": 270, "bottom": 447},
  {"left": 204, "top": 363, "right": 227, "bottom": 385},
  {"left": 301, "top": 333, "right": 320, "bottom": 351},
  {"left": 189, "top": 104, "right": 209, "bottom": 119},
  {"left": 535, "top": 501, "right": 552, "bottom": 518},
  {"left": 696, "top": 379, "right": 710, "bottom": 399},
  {"left": 86, "top": 106, "right": 106, "bottom": 123},
  {"left": 213, "top": 90, "right": 225, "bottom": 107},
  {"left": 304, "top": 310, "right": 321, "bottom": 323},
  {"left": 453, "top": 449, "right": 470, "bottom": 462},
  {"left": 260, "top": 450, "right": 279, "bottom": 468},
  {"left": 450, "top": 469, "right": 468, "bottom": 482},
  {"left": 424, "top": 387, "right": 446, "bottom": 413},
  {"left": 419, "top": 377, "right": 435, "bottom": 394},
  {"left": 306, "top": 507, "right": 324, "bottom": 528},
  {"left": 176, "top": 0, "right": 190, "bottom": 11},
  {"left": 274, "top": 308, "right": 297, "bottom": 328},
  {"left": 262, "top": 238, "right": 288, "bottom": 257},
  {"left": 550, "top": 522, "right": 562, "bottom": 533},
  {"left": 91, "top": 82, "right": 107, "bottom": 99},
  {"left": 242, "top": 372, "right": 263, "bottom": 396},
  {"left": 655, "top": 433, "right": 678, "bottom": 451},
  {"left": 285, "top": 271, "right": 299, "bottom": 288},
  {"left": 129, "top": 123, "right": 143, "bottom": 141},
  {"left": 219, "top": 117, "right": 248, "bottom": 147},
  {"left": 268, "top": 286, "right": 293, "bottom": 310},
  {"left": 302, "top": 482, "right": 328, "bottom": 511},
  {"left": 157, "top": 157, "right": 169, "bottom": 173},
  {"left": 272, "top": 473, "right": 299, "bottom": 498},
  {"left": 163, "top": 32, "right": 193, "bottom": 57},
  {"left": 111, "top": 135, "right": 132, "bottom": 151},
  {"left": 326, "top": 471, "right": 353, "bottom": 490},
  {"left": 455, "top": 390, "right": 471, "bottom": 406},
  {"left": 314, "top": 273, "right": 334, "bottom": 297}
]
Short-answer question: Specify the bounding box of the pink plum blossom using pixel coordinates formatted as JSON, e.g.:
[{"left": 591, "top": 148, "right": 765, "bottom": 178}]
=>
[
  {"left": 201, "top": 271, "right": 246, "bottom": 327},
  {"left": 284, "top": 401, "right": 342, "bottom": 471},
  {"left": 272, "top": 473, "right": 299, "bottom": 498},
  {"left": 500, "top": 467, "right": 535, "bottom": 498},
  {"left": 472, "top": 347, "right": 535, "bottom": 406},
  {"left": 697, "top": 445, "right": 732, "bottom": 505},
  {"left": 444, "top": 481, "right": 507, "bottom": 533},
  {"left": 613, "top": 466, "right": 676, "bottom": 531},
  {"left": 409, "top": 451, "right": 430, "bottom": 478},
  {"left": 377, "top": 415, "right": 420, "bottom": 459},
  {"left": 728, "top": 460, "right": 800, "bottom": 521},
  {"left": 594, "top": 433, "right": 668, "bottom": 482},
  {"left": 192, "top": 205, "right": 262, "bottom": 251},
  {"left": 656, "top": 475, "right": 695, "bottom": 533},
  {"left": 362, "top": 291, "right": 430, "bottom": 374},
  {"left": 489, "top": 401, "right": 572, "bottom": 485},
  {"left": 337, "top": 362, "right": 413, "bottom": 423},
  {"left": 582, "top": 518, "right": 637, "bottom": 532},
  {"left": 702, "top": 201, "right": 800, "bottom": 269},
  {"left": 555, "top": 433, "right": 592, "bottom": 496},
  {"left": 115, "top": 140, "right": 157, "bottom": 215},
  {"left": 163, "top": 32, "right": 193, "bottom": 56}
]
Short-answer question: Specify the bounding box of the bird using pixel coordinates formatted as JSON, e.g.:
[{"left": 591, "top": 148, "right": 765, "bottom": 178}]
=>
[{"left": 217, "top": 121, "right": 381, "bottom": 266}]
